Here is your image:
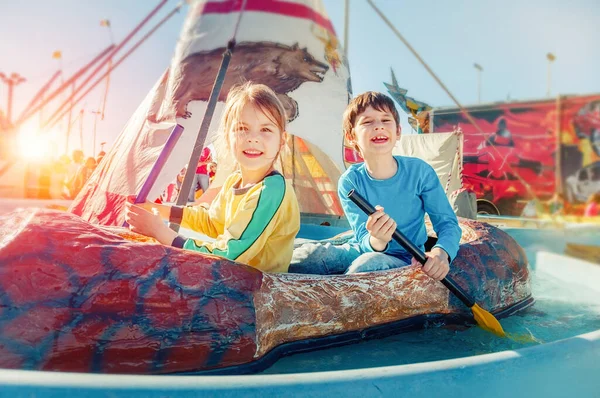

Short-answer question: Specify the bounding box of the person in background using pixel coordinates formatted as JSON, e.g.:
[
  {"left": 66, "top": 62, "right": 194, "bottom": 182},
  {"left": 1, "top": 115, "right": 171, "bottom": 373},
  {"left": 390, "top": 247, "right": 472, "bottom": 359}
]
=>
[
  {"left": 190, "top": 147, "right": 215, "bottom": 201},
  {"left": 56, "top": 155, "right": 72, "bottom": 199},
  {"left": 65, "top": 149, "right": 84, "bottom": 198},
  {"left": 584, "top": 192, "right": 600, "bottom": 217},
  {"left": 96, "top": 150, "right": 106, "bottom": 166},
  {"left": 174, "top": 165, "right": 192, "bottom": 202},
  {"left": 71, "top": 157, "right": 96, "bottom": 197},
  {"left": 196, "top": 147, "right": 213, "bottom": 176},
  {"left": 548, "top": 192, "right": 565, "bottom": 216},
  {"left": 521, "top": 197, "right": 542, "bottom": 218},
  {"left": 175, "top": 148, "right": 215, "bottom": 203},
  {"left": 208, "top": 161, "right": 217, "bottom": 183}
]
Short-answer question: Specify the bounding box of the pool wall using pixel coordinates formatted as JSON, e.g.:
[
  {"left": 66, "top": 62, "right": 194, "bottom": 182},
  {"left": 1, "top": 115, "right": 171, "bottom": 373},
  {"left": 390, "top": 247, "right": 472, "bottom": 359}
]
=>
[{"left": 0, "top": 327, "right": 598, "bottom": 397}]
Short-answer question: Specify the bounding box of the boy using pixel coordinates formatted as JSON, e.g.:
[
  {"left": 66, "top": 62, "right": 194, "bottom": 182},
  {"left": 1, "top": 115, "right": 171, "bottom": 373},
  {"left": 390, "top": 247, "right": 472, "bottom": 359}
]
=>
[{"left": 291, "top": 92, "right": 461, "bottom": 280}]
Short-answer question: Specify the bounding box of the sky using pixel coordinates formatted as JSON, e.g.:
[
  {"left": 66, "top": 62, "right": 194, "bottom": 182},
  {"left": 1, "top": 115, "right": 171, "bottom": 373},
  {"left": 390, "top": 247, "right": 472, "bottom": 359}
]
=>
[{"left": 1, "top": 0, "right": 599, "bottom": 157}]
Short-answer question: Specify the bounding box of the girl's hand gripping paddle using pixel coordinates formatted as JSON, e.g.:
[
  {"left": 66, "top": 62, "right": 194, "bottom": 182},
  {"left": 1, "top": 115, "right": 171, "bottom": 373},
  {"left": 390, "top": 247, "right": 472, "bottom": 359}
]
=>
[{"left": 347, "top": 189, "right": 506, "bottom": 337}]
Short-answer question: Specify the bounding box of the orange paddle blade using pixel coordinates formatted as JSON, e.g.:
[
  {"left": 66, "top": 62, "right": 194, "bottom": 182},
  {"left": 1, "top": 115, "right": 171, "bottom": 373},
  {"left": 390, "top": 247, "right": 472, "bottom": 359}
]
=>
[{"left": 472, "top": 303, "right": 506, "bottom": 337}]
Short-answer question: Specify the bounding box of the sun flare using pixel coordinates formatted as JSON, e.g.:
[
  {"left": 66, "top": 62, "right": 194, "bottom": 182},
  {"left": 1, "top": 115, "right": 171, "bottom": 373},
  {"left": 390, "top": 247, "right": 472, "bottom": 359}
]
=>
[{"left": 16, "top": 125, "right": 58, "bottom": 162}]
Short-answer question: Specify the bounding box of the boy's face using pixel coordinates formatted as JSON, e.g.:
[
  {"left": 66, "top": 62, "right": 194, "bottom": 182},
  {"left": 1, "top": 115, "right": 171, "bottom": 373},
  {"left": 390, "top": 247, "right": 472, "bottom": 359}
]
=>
[{"left": 348, "top": 105, "right": 400, "bottom": 158}]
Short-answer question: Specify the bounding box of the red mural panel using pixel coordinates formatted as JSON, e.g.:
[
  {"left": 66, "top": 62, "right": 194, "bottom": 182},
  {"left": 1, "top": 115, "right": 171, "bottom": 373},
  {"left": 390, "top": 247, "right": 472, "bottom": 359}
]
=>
[{"left": 432, "top": 95, "right": 600, "bottom": 214}]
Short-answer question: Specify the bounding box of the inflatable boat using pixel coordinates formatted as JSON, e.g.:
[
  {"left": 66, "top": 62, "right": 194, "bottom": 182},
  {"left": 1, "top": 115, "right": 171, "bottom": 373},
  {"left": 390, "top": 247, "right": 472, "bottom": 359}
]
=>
[{"left": 0, "top": 208, "right": 533, "bottom": 374}]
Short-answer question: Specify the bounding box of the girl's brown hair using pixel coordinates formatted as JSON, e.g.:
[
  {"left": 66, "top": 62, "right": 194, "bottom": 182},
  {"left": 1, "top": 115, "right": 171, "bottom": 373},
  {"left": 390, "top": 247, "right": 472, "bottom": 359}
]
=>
[{"left": 221, "top": 82, "right": 287, "bottom": 143}]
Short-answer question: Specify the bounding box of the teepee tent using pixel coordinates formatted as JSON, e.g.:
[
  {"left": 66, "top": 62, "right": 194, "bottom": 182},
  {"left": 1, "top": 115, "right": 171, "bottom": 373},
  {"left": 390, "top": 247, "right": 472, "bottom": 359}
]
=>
[{"left": 70, "top": 0, "right": 351, "bottom": 225}]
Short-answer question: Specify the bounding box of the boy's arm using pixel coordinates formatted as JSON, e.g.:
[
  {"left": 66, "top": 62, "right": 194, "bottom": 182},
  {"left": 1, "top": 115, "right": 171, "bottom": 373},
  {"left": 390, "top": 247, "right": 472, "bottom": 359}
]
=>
[
  {"left": 172, "top": 175, "right": 288, "bottom": 266},
  {"left": 338, "top": 176, "right": 377, "bottom": 253},
  {"left": 420, "top": 165, "right": 462, "bottom": 261}
]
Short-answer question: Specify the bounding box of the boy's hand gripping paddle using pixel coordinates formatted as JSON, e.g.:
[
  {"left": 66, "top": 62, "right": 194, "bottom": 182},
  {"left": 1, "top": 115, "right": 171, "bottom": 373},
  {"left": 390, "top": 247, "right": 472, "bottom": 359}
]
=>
[{"left": 347, "top": 189, "right": 506, "bottom": 337}]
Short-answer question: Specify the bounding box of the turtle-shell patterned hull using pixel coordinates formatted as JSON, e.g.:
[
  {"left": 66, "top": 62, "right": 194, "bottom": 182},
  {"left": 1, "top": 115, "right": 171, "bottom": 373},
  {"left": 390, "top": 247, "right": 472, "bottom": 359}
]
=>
[{"left": 0, "top": 209, "right": 531, "bottom": 374}]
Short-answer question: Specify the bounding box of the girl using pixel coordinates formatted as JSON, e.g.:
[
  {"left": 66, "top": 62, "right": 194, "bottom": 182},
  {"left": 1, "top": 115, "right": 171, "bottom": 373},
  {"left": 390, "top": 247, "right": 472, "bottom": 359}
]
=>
[{"left": 125, "top": 82, "right": 300, "bottom": 273}]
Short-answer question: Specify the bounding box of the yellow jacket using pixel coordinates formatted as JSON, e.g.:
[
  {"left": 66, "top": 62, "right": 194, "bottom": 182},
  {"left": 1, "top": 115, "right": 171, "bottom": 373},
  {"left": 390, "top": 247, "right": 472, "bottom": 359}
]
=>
[{"left": 170, "top": 171, "right": 300, "bottom": 273}]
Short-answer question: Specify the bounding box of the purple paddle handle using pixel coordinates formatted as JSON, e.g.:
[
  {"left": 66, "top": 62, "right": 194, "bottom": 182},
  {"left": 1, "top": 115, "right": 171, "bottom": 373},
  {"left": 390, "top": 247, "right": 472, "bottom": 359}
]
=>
[
  {"left": 123, "top": 124, "right": 184, "bottom": 226},
  {"left": 135, "top": 124, "right": 184, "bottom": 203}
]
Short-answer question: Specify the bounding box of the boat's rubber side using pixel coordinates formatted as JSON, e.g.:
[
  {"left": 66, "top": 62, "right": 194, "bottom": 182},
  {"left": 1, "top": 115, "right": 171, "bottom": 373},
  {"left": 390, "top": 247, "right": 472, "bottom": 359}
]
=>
[{"left": 0, "top": 208, "right": 531, "bottom": 375}]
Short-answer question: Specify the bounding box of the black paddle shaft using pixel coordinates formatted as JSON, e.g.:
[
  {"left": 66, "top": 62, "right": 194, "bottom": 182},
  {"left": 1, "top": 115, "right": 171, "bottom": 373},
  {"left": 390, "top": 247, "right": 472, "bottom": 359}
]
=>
[{"left": 347, "top": 189, "right": 475, "bottom": 308}]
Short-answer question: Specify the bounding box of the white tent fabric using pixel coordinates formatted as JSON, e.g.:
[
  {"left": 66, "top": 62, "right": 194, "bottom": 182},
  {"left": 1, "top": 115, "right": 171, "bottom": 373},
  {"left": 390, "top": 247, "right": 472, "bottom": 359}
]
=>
[
  {"left": 70, "top": 0, "right": 350, "bottom": 224},
  {"left": 393, "top": 132, "right": 463, "bottom": 196},
  {"left": 393, "top": 131, "right": 475, "bottom": 219}
]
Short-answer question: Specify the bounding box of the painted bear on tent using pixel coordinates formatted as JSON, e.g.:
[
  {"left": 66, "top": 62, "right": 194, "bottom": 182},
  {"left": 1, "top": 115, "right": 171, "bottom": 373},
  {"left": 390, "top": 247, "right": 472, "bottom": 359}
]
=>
[{"left": 149, "top": 42, "right": 329, "bottom": 123}]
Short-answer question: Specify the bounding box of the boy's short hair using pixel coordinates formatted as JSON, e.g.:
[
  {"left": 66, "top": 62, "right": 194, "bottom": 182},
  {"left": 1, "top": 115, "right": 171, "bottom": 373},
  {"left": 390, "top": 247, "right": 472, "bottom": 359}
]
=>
[{"left": 343, "top": 92, "right": 400, "bottom": 146}]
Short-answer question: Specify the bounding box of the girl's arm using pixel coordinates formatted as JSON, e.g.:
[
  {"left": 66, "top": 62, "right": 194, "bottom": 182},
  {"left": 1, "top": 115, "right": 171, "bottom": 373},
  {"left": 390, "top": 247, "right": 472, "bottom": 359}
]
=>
[
  {"left": 126, "top": 174, "right": 232, "bottom": 245},
  {"left": 170, "top": 185, "right": 226, "bottom": 238},
  {"left": 172, "top": 174, "right": 289, "bottom": 264},
  {"left": 133, "top": 184, "right": 225, "bottom": 237},
  {"left": 125, "top": 196, "right": 223, "bottom": 245},
  {"left": 134, "top": 201, "right": 172, "bottom": 220},
  {"left": 125, "top": 203, "right": 178, "bottom": 245}
]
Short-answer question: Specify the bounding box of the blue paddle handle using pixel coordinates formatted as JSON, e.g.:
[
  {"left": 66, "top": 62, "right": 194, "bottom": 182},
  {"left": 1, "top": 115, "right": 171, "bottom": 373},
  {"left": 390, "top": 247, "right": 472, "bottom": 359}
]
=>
[
  {"left": 123, "top": 124, "right": 184, "bottom": 227},
  {"left": 346, "top": 189, "right": 475, "bottom": 308}
]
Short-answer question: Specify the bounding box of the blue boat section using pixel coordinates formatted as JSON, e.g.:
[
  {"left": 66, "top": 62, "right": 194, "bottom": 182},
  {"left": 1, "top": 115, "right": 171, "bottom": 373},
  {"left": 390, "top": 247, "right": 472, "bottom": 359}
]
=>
[
  {"left": 0, "top": 219, "right": 599, "bottom": 396},
  {"left": 297, "top": 213, "right": 350, "bottom": 240}
]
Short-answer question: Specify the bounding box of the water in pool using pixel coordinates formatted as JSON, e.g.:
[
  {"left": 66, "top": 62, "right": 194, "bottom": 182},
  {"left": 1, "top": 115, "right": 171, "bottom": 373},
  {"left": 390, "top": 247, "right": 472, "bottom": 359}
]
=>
[{"left": 261, "top": 241, "right": 600, "bottom": 374}]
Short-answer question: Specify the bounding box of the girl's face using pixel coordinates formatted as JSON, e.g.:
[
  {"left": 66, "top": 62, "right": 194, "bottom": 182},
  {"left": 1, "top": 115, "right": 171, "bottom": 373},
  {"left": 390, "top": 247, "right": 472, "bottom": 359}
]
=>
[{"left": 229, "top": 102, "right": 284, "bottom": 176}]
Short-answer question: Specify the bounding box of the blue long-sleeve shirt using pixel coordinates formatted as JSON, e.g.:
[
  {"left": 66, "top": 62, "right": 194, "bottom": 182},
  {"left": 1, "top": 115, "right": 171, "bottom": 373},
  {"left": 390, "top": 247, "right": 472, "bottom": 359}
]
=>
[{"left": 338, "top": 156, "right": 462, "bottom": 264}]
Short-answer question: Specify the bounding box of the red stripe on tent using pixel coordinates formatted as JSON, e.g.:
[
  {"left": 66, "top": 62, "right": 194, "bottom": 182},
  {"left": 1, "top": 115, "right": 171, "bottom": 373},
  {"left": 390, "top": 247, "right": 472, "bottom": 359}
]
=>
[
  {"left": 198, "top": 0, "right": 336, "bottom": 35},
  {"left": 70, "top": 182, "right": 127, "bottom": 226}
]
